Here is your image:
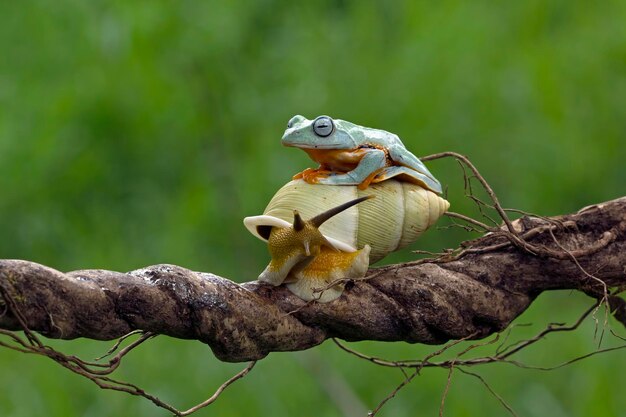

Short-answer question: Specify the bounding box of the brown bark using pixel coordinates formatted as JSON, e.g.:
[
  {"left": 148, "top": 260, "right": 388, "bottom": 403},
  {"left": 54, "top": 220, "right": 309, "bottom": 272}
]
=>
[{"left": 1, "top": 197, "right": 625, "bottom": 362}]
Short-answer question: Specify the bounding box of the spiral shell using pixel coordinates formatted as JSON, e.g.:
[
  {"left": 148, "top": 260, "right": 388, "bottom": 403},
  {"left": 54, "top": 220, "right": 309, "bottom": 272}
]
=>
[{"left": 247, "top": 179, "right": 449, "bottom": 263}]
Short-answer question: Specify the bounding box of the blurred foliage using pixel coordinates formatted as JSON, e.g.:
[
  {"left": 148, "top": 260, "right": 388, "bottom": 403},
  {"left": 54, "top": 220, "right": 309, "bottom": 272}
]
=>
[{"left": 0, "top": 1, "right": 625, "bottom": 416}]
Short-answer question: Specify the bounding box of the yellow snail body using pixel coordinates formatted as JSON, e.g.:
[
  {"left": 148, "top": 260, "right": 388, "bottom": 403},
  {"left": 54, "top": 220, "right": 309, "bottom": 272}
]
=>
[{"left": 244, "top": 179, "right": 449, "bottom": 302}]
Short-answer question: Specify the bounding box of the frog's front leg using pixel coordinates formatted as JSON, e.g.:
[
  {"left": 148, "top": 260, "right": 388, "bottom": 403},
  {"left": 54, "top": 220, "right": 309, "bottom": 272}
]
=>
[{"left": 316, "top": 149, "right": 387, "bottom": 188}]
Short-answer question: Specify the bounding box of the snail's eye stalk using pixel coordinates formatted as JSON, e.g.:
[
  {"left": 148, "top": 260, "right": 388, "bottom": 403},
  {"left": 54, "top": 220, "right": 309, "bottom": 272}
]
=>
[
  {"left": 292, "top": 210, "right": 305, "bottom": 231},
  {"left": 310, "top": 195, "right": 374, "bottom": 228}
]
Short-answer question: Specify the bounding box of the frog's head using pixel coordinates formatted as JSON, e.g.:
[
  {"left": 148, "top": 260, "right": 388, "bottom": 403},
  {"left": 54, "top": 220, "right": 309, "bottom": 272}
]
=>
[{"left": 281, "top": 115, "right": 356, "bottom": 149}]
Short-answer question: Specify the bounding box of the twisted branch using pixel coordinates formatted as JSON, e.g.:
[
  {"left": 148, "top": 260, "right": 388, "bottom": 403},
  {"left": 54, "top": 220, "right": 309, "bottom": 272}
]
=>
[
  {"left": 1, "top": 197, "right": 625, "bottom": 363},
  {"left": 1, "top": 150, "right": 625, "bottom": 415}
]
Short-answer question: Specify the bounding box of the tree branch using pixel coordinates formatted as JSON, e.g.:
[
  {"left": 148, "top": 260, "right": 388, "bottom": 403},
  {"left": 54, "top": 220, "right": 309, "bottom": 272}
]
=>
[{"left": 1, "top": 197, "right": 625, "bottom": 363}]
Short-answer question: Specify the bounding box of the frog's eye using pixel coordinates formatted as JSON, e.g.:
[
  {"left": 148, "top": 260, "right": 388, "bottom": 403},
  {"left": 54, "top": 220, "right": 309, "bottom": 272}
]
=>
[
  {"left": 287, "top": 115, "right": 304, "bottom": 129},
  {"left": 313, "top": 116, "right": 334, "bottom": 137}
]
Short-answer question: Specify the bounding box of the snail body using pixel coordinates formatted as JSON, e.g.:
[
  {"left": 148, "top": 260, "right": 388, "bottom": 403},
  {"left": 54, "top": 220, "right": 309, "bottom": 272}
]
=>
[
  {"left": 245, "top": 196, "right": 374, "bottom": 302},
  {"left": 285, "top": 245, "right": 371, "bottom": 303}
]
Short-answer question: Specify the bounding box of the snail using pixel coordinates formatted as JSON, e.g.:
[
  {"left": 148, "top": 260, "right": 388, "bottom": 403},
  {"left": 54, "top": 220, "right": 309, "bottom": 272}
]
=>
[
  {"left": 244, "top": 179, "right": 449, "bottom": 302},
  {"left": 245, "top": 195, "right": 373, "bottom": 303}
]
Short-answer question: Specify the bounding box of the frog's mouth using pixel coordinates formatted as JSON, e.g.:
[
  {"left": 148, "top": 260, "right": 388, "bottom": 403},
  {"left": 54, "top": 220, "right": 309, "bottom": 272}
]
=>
[{"left": 283, "top": 141, "right": 345, "bottom": 149}]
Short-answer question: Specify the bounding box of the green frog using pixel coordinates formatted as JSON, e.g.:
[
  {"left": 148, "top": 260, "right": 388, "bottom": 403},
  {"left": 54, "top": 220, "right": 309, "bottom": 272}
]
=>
[{"left": 282, "top": 115, "right": 441, "bottom": 193}]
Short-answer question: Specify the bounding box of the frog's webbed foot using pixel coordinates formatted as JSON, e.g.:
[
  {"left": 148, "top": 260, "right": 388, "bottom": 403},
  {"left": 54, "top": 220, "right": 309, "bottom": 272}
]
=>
[
  {"left": 292, "top": 168, "right": 310, "bottom": 181},
  {"left": 371, "top": 166, "right": 442, "bottom": 193},
  {"left": 293, "top": 167, "right": 332, "bottom": 184},
  {"left": 357, "top": 168, "right": 385, "bottom": 190}
]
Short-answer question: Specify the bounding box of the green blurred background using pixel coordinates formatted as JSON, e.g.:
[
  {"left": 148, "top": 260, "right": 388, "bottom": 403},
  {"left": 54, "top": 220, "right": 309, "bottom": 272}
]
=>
[{"left": 1, "top": 1, "right": 625, "bottom": 416}]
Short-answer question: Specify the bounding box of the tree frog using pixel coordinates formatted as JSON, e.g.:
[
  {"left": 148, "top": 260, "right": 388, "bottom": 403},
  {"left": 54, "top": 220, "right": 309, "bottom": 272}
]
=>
[{"left": 281, "top": 115, "right": 442, "bottom": 193}]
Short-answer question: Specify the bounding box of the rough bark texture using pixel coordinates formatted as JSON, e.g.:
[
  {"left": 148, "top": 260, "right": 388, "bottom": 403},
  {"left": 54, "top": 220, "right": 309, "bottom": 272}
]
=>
[{"left": 1, "top": 197, "right": 625, "bottom": 362}]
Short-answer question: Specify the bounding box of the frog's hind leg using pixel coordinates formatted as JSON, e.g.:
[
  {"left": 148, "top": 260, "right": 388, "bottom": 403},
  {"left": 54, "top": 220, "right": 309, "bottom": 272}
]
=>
[
  {"left": 388, "top": 146, "right": 442, "bottom": 193},
  {"left": 372, "top": 166, "right": 442, "bottom": 193}
]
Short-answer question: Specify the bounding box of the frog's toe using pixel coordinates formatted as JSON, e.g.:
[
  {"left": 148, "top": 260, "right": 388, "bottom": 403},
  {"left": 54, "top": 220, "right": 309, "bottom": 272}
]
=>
[
  {"left": 293, "top": 168, "right": 316, "bottom": 182},
  {"left": 303, "top": 169, "right": 331, "bottom": 183},
  {"left": 357, "top": 168, "right": 385, "bottom": 190}
]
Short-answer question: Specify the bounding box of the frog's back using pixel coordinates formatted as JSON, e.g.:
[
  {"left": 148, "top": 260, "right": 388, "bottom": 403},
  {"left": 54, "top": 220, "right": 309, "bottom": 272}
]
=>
[
  {"left": 342, "top": 119, "right": 440, "bottom": 190},
  {"left": 343, "top": 121, "right": 403, "bottom": 148}
]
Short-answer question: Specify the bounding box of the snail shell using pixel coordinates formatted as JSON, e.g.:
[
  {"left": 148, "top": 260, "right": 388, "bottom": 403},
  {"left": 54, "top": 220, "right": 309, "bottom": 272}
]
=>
[{"left": 247, "top": 179, "right": 449, "bottom": 264}]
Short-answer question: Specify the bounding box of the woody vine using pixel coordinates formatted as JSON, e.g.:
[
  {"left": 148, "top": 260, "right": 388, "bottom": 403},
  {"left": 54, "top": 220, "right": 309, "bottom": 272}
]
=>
[{"left": 1, "top": 152, "right": 625, "bottom": 416}]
